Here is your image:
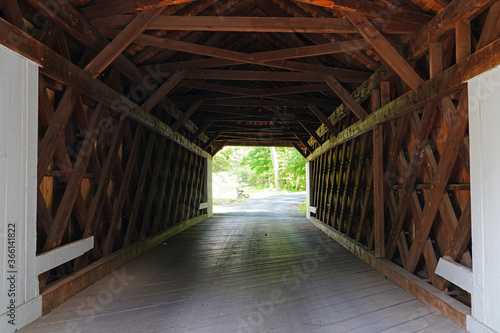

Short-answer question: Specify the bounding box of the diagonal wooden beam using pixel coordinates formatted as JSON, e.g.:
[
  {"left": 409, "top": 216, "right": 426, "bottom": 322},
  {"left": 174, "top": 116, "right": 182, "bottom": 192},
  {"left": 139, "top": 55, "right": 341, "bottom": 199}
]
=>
[
  {"left": 294, "top": 135, "right": 314, "bottom": 153},
  {"left": 141, "top": 70, "right": 186, "bottom": 113},
  {"left": 307, "top": 104, "right": 339, "bottom": 136},
  {"left": 291, "top": 142, "right": 307, "bottom": 158},
  {"left": 0, "top": 18, "right": 210, "bottom": 158},
  {"left": 404, "top": 89, "right": 469, "bottom": 273},
  {"left": 124, "top": 132, "right": 156, "bottom": 246},
  {"left": 324, "top": 76, "right": 368, "bottom": 121},
  {"left": 2, "top": 0, "right": 24, "bottom": 29},
  {"left": 172, "top": 100, "right": 204, "bottom": 131},
  {"left": 477, "top": 0, "right": 500, "bottom": 50},
  {"left": 300, "top": 122, "right": 324, "bottom": 145},
  {"left": 42, "top": 103, "right": 107, "bottom": 252},
  {"left": 202, "top": 132, "right": 221, "bottom": 150},
  {"left": 37, "top": 89, "right": 80, "bottom": 186},
  {"left": 191, "top": 120, "right": 213, "bottom": 142},
  {"left": 253, "top": 40, "right": 370, "bottom": 62},
  {"left": 102, "top": 126, "right": 145, "bottom": 255},
  {"left": 433, "top": 198, "right": 472, "bottom": 290},
  {"left": 343, "top": 11, "right": 424, "bottom": 92},
  {"left": 24, "top": 0, "right": 208, "bottom": 142},
  {"left": 385, "top": 102, "right": 439, "bottom": 259},
  {"left": 306, "top": 34, "right": 500, "bottom": 163},
  {"left": 134, "top": 34, "right": 371, "bottom": 83},
  {"left": 85, "top": 7, "right": 165, "bottom": 79}
]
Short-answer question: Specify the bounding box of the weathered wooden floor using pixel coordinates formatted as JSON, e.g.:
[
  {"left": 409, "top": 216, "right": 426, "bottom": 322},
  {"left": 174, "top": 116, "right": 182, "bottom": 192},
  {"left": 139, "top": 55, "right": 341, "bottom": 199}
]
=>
[{"left": 21, "top": 210, "right": 466, "bottom": 332}]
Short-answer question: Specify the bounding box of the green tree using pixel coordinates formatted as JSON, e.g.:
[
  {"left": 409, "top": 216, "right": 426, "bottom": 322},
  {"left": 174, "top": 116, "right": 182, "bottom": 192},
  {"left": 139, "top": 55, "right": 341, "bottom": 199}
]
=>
[{"left": 212, "top": 146, "right": 305, "bottom": 191}]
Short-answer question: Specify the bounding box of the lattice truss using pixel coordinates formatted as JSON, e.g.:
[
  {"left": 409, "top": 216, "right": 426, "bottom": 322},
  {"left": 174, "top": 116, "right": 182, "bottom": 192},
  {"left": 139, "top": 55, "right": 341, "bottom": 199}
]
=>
[{"left": 1, "top": 0, "right": 500, "bottom": 304}]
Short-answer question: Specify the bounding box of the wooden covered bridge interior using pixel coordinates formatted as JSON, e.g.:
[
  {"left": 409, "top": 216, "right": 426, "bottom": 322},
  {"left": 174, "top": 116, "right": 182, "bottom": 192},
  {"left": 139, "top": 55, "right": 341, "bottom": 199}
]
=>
[{"left": 1, "top": 0, "right": 500, "bottom": 332}]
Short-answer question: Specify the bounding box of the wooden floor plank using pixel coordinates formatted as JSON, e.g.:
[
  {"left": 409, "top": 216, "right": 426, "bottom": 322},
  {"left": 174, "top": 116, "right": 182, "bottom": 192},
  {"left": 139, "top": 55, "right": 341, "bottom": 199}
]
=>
[{"left": 20, "top": 197, "right": 463, "bottom": 333}]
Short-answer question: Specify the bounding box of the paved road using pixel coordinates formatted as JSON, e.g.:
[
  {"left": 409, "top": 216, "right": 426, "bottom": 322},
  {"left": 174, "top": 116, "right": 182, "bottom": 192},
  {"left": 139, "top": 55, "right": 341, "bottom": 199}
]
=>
[{"left": 213, "top": 192, "right": 306, "bottom": 216}]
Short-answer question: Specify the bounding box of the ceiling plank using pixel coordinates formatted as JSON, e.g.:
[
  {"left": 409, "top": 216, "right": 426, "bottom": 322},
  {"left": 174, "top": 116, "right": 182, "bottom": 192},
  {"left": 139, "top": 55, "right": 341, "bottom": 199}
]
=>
[
  {"left": 324, "top": 76, "right": 368, "bottom": 121},
  {"left": 84, "top": 7, "right": 165, "bottom": 79},
  {"left": 291, "top": 0, "right": 431, "bottom": 25},
  {"left": 81, "top": 0, "right": 198, "bottom": 19},
  {"left": 343, "top": 11, "right": 424, "bottom": 92}
]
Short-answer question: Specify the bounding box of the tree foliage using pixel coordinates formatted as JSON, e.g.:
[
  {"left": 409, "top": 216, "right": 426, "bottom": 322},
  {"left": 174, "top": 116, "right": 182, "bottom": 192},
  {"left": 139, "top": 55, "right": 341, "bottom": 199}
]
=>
[{"left": 212, "top": 146, "right": 306, "bottom": 191}]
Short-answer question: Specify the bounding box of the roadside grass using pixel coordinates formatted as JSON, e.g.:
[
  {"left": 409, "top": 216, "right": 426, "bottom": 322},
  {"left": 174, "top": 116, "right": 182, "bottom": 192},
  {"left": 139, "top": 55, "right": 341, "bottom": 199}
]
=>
[{"left": 299, "top": 201, "right": 307, "bottom": 214}]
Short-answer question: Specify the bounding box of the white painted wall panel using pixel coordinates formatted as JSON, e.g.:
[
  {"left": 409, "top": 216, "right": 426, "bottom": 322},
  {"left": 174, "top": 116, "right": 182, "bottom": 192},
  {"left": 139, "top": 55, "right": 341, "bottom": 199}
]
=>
[
  {"left": 0, "top": 44, "right": 40, "bottom": 332},
  {"left": 469, "top": 65, "right": 500, "bottom": 333}
]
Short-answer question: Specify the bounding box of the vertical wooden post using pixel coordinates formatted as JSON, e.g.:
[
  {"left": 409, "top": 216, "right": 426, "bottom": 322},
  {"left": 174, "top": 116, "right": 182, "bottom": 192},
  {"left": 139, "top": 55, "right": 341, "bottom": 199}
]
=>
[
  {"left": 306, "top": 161, "right": 311, "bottom": 219},
  {"left": 372, "top": 89, "right": 385, "bottom": 257},
  {"left": 429, "top": 42, "right": 443, "bottom": 79},
  {"left": 455, "top": 20, "right": 471, "bottom": 63}
]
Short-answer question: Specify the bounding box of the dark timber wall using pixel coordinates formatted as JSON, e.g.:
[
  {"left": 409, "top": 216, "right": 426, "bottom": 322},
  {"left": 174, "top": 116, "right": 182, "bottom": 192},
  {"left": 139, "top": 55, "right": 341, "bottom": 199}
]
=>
[
  {"left": 308, "top": 84, "right": 471, "bottom": 308},
  {"left": 36, "top": 68, "right": 210, "bottom": 309}
]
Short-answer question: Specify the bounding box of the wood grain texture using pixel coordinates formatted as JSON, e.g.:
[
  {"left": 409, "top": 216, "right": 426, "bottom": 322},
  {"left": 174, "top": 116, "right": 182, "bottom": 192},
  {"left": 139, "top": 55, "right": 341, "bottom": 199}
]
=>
[{"left": 22, "top": 212, "right": 464, "bottom": 332}]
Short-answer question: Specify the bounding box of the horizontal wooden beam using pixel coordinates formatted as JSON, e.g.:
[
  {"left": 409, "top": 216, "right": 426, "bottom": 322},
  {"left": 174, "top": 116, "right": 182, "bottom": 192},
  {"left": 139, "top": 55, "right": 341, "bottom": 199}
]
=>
[
  {"left": 252, "top": 40, "right": 371, "bottom": 62},
  {"left": 0, "top": 18, "right": 211, "bottom": 159},
  {"left": 132, "top": 35, "right": 371, "bottom": 83},
  {"left": 184, "top": 70, "right": 325, "bottom": 82},
  {"left": 435, "top": 258, "right": 473, "bottom": 293},
  {"left": 213, "top": 140, "right": 295, "bottom": 147},
  {"left": 90, "top": 15, "right": 358, "bottom": 33},
  {"left": 306, "top": 35, "right": 500, "bottom": 162},
  {"left": 37, "top": 237, "right": 94, "bottom": 275},
  {"left": 201, "top": 98, "right": 337, "bottom": 108}
]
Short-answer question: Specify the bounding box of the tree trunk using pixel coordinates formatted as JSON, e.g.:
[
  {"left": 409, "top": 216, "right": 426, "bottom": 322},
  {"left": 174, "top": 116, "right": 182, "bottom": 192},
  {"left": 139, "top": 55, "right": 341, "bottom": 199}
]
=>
[{"left": 270, "top": 147, "right": 282, "bottom": 191}]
